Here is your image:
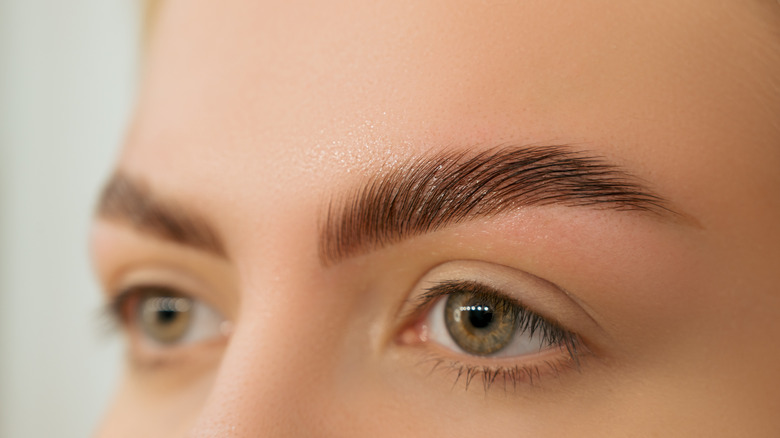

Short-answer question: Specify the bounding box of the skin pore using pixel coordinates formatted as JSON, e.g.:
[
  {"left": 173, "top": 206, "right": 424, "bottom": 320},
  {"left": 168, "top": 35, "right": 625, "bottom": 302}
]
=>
[{"left": 91, "top": 0, "right": 780, "bottom": 436}]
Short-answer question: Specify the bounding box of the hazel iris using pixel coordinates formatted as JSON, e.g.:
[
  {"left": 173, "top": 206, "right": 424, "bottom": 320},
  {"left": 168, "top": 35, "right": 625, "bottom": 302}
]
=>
[
  {"left": 138, "top": 293, "right": 193, "bottom": 344},
  {"left": 444, "top": 290, "right": 517, "bottom": 356}
]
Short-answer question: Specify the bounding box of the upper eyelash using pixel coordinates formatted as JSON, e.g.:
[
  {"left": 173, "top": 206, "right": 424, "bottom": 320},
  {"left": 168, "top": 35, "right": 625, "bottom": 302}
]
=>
[{"left": 101, "top": 284, "right": 185, "bottom": 328}]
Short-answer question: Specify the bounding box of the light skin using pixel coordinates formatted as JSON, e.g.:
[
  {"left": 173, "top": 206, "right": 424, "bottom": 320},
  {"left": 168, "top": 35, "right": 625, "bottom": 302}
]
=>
[{"left": 91, "top": 0, "right": 780, "bottom": 436}]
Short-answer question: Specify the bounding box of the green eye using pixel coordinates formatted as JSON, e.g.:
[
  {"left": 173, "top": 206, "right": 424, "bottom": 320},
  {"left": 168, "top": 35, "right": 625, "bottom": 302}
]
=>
[
  {"left": 139, "top": 295, "right": 194, "bottom": 344},
  {"left": 444, "top": 291, "right": 517, "bottom": 355}
]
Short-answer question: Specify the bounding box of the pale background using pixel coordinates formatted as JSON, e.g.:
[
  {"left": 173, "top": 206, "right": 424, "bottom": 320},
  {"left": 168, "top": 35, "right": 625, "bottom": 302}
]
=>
[{"left": 0, "top": 1, "right": 139, "bottom": 436}]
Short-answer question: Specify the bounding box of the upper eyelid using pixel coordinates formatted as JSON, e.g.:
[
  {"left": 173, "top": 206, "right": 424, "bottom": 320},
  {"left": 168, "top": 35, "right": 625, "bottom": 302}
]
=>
[
  {"left": 106, "top": 271, "right": 232, "bottom": 326},
  {"left": 91, "top": 220, "right": 241, "bottom": 314},
  {"left": 91, "top": 220, "right": 239, "bottom": 305},
  {"left": 108, "top": 284, "right": 189, "bottom": 322},
  {"left": 421, "top": 280, "right": 522, "bottom": 306},
  {"left": 406, "top": 280, "right": 517, "bottom": 317},
  {"left": 402, "top": 260, "right": 566, "bottom": 313},
  {"left": 412, "top": 280, "right": 570, "bottom": 335},
  {"left": 397, "top": 259, "right": 607, "bottom": 342}
]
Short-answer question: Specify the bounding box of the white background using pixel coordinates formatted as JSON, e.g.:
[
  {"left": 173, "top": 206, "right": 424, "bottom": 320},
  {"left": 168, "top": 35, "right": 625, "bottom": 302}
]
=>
[{"left": 0, "top": 1, "right": 139, "bottom": 436}]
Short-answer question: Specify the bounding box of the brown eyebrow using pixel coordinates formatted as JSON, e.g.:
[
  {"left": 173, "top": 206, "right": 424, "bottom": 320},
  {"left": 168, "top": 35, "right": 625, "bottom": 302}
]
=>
[
  {"left": 96, "top": 173, "right": 227, "bottom": 257},
  {"left": 319, "top": 145, "right": 685, "bottom": 265}
]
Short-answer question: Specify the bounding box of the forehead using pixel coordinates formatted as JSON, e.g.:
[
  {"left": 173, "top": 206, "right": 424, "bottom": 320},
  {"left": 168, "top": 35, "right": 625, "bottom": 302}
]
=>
[{"left": 120, "top": 0, "right": 779, "bottom": 240}]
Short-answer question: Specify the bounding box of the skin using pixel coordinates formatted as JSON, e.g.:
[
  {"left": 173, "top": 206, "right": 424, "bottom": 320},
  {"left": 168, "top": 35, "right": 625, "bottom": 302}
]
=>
[{"left": 91, "top": 0, "right": 780, "bottom": 436}]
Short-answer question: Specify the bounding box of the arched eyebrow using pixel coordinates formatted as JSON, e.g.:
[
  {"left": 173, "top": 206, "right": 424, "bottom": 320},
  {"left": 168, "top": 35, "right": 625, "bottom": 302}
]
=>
[
  {"left": 96, "top": 173, "right": 227, "bottom": 258},
  {"left": 319, "top": 145, "right": 687, "bottom": 265}
]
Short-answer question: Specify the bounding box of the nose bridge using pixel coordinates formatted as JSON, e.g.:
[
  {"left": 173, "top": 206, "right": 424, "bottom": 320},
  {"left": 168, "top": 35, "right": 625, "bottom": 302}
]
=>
[
  {"left": 186, "top": 196, "right": 357, "bottom": 437},
  {"left": 187, "top": 275, "right": 344, "bottom": 437},
  {"left": 186, "top": 330, "right": 302, "bottom": 436}
]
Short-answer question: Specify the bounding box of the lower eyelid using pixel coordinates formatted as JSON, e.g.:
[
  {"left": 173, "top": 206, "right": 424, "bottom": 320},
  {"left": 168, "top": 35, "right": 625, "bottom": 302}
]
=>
[
  {"left": 398, "top": 313, "right": 587, "bottom": 391},
  {"left": 128, "top": 322, "right": 231, "bottom": 367},
  {"left": 411, "top": 347, "right": 587, "bottom": 392},
  {"left": 128, "top": 338, "right": 229, "bottom": 372}
]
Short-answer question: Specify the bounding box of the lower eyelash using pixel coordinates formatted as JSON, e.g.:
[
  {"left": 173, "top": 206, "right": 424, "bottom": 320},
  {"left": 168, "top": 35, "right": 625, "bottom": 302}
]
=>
[{"left": 416, "top": 339, "right": 588, "bottom": 393}]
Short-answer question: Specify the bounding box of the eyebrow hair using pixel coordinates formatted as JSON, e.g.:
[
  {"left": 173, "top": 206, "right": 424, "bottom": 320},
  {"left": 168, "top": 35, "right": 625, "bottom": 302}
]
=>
[
  {"left": 319, "top": 145, "right": 680, "bottom": 265},
  {"left": 96, "top": 173, "right": 227, "bottom": 257}
]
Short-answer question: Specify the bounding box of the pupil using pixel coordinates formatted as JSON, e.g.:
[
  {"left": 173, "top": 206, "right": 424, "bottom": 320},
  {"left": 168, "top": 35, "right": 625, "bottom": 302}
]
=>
[
  {"left": 444, "top": 291, "right": 515, "bottom": 356},
  {"left": 156, "top": 309, "right": 178, "bottom": 325},
  {"left": 467, "top": 307, "right": 493, "bottom": 329}
]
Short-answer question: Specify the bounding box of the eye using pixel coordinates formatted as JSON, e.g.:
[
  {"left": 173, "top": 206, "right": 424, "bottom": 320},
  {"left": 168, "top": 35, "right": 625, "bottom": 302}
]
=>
[
  {"left": 401, "top": 277, "right": 586, "bottom": 390},
  {"left": 113, "top": 285, "right": 227, "bottom": 348},
  {"left": 419, "top": 280, "right": 579, "bottom": 359}
]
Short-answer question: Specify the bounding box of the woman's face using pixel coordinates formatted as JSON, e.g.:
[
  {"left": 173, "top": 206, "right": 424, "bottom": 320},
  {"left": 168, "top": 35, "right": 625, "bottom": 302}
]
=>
[{"left": 92, "top": 0, "right": 780, "bottom": 436}]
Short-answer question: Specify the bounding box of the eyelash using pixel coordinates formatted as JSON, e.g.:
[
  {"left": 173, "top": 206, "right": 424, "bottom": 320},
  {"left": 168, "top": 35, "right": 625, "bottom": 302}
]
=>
[{"left": 406, "top": 280, "right": 586, "bottom": 391}]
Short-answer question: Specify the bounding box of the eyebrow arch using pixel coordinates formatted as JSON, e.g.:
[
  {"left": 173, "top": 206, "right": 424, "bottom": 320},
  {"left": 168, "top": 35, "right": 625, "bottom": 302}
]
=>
[
  {"left": 319, "top": 145, "right": 686, "bottom": 265},
  {"left": 96, "top": 173, "right": 227, "bottom": 258}
]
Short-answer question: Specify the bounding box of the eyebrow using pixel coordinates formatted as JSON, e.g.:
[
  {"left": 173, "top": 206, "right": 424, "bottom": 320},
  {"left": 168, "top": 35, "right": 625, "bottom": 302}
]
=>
[
  {"left": 97, "top": 146, "right": 683, "bottom": 264},
  {"left": 96, "top": 173, "right": 227, "bottom": 257},
  {"left": 319, "top": 145, "right": 682, "bottom": 265}
]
